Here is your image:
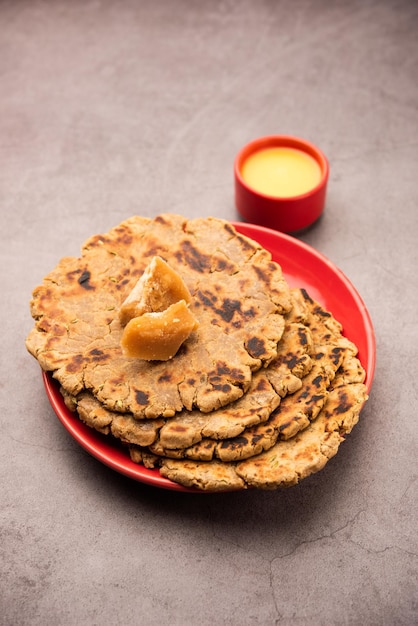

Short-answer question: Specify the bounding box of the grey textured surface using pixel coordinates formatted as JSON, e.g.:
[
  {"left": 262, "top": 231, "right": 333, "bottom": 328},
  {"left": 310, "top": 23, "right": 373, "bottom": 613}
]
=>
[{"left": 1, "top": 1, "right": 417, "bottom": 624}]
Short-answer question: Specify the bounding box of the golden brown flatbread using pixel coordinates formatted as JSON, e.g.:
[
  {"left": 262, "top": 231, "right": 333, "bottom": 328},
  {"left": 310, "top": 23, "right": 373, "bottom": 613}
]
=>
[
  {"left": 59, "top": 315, "right": 313, "bottom": 450},
  {"left": 153, "top": 319, "right": 313, "bottom": 449},
  {"left": 146, "top": 292, "right": 368, "bottom": 490},
  {"left": 128, "top": 291, "right": 360, "bottom": 464},
  {"left": 159, "top": 374, "right": 367, "bottom": 491},
  {"left": 26, "top": 214, "right": 291, "bottom": 418},
  {"left": 61, "top": 388, "right": 164, "bottom": 445},
  {"left": 58, "top": 287, "right": 368, "bottom": 491},
  {"left": 234, "top": 379, "right": 367, "bottom": 490},
  {"left": 26, "top": 213, "right": 369, "bottom": 493},
  {"left": 140, "top": 346, "right": 332, "bottom": 462}
]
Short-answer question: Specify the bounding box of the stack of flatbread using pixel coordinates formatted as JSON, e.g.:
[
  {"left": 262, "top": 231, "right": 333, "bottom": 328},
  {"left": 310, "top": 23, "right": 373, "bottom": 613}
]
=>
[{"left": 26, "top": 214, "right": 368, "bottom": 491}]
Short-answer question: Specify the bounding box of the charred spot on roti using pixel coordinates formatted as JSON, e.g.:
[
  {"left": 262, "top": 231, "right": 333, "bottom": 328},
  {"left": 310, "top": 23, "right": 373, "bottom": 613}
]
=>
[
  {"left": 179, "top": 240, "right": 211, "bottom": 273},
  {"left": 313, "top": 305, "right": 331, "bottom": 318},
  {"left": 253, "top": 265, "right": 270, "bottom": 285},
  {"left": 113, "top": 226, "right": 134, "bottom": 246},
  {"left": 65, "top": 354, "right": 85, "bottom": 373},
  {"left": 297, "top": 326, "right": 309, "bottom": 346},
  {"left": 217, "top": 298, "right": 242, "bottom": 323},
  {"left": 311, "top": 374, "right": 324, "bottom": 388},
  {"left": 300, "top": 288, "right": 314, "bottom": 304},
  {"left": 254, "top": 378, "right": 270, "bottom": 392},
  {"left": 89, "top": 348, "right": 109, "bottom": 362},
  {"left": 196, "top": 290, "right": 216, "bottom": 308},
  {"left": 334, "top": 390, "right": 353, "bottom": 414},
  {"left": 246, "top": 337, "right": 267, "bottom": 358},
  {"left": 135, "top": 390, "right": 149, "bottom": 405},
  {"left": 158, "top": 373, "right": 173, "bottom": 383}
]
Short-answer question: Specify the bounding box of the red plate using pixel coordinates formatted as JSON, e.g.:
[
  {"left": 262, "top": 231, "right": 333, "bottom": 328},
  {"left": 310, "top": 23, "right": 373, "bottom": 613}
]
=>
[{"left": 42, "top": 222, "right": 376, "bottom": 492}]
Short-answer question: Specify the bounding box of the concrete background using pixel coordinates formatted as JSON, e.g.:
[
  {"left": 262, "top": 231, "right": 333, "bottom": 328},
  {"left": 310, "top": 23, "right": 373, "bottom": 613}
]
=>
[{"left": 1, "top": 1, "right": 417, "bottom": 624}]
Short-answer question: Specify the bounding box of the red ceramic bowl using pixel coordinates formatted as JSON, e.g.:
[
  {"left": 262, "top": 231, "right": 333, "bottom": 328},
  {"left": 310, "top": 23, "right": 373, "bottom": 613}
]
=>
[{"left": 234, "top": 135, "right": 329, "bottom": 233}]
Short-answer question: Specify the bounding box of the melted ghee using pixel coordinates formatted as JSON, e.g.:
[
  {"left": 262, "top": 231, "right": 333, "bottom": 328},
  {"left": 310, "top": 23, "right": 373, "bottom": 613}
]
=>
[{"left": 241, "top": 147, "right": 322, "bottom": 198}]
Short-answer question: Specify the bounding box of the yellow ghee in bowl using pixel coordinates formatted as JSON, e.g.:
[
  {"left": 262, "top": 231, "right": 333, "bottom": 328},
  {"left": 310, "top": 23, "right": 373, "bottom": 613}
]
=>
[{"left": 241, "top": 147, "right": 322, "bottom": 198}]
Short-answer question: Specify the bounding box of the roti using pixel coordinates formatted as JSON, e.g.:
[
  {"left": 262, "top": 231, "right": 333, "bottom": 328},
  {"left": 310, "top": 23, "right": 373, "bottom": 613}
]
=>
[
  {"left": 129, "top": 291, "right": 364, "bottom": 465},
  {"left": 145, "top": 345, "right": 345, "bottom": 463},
  {"left": 57, "top": 288, "right": 367, "bottom": 491},
  {"left": 132, "top": 291, "right": 368, "bottom": 490},
  {"left": 61, "top": 388, "right": 164, "bottom": 445},
  {"left": 26, "top": 213, "right": 369, "bottom": 492},
  {"left": 26, "top": 214, "right": 291, "bottom": 418},
  {"left": 159, "top": 374, "right": 368, "bottom": 491},
  {"left": 59, "top": 314, "right": 313, "bottom": 449}
]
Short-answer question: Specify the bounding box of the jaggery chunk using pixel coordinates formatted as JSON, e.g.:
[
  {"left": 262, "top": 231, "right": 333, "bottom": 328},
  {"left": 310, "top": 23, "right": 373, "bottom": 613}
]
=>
[
  {"left": 119, "top": 256, "right": 192, "bottom": 326},
  {"left": 121, "top": 300, "right": 199, "bottom": 361}
]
